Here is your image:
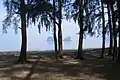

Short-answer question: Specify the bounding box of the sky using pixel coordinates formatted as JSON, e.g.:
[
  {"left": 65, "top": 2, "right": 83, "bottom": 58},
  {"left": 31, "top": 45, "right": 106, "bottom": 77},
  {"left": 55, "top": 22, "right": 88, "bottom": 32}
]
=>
[{"left": 0, "top": 1, "right": 110, "bottom": 51}]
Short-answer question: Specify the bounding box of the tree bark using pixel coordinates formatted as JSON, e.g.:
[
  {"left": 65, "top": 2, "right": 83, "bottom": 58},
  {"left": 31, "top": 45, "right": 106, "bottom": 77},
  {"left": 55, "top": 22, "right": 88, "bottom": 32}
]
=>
[
  {"left": 17, "top": 0, "right": 27, "bottom": 63},
  {"left": 110, "top": 0, "right": 117, "bottom": 60},
  {"left": 53, "top": 0, "right": 58, "bottom": 57},
  {"left": 57, "top": 0, "right": 63, "bottom": 59},
  {"left": 101, "top": 0, "right": 105, "bottom": 58},
  {"left": 75, "top": 1, "right": 84, "bottom": 60},
  {"left": 107, "top": 1, "right": 113, "bottom": 56}
]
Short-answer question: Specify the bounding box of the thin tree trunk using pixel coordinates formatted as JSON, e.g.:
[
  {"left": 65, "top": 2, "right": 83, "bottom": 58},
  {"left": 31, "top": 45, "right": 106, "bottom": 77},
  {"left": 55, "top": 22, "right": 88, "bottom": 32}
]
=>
[
  {"left": 53, "top": 0, "right": 58, "bottom": 57},
  {"left": 76, "top": 28, "right": 84, "bottom": 59},
  {"left": 57, "top": 0, "right": 63, "bottom": 59},
  {"left": 117, "top": 0, "right": 120, "bottom": 60},
  {"left": 75, "top": 0, "right": 84, "bottom": 60},
  {"left": 107, "top": 1, "right": 113, "bottom": 56},
  {"left": 101, "top": 0, "right": 105, "bottom": 58},
  {"left": 17, "top": 0, "right": 27, "bottom": 63},
  {"left": 110, "top": 0, "right": 117, "bottom": 60}
]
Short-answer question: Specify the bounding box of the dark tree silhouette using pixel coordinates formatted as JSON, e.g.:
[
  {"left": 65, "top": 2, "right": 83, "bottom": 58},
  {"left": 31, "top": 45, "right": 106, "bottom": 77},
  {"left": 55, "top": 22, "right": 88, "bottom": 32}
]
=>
[
  {"left": 53, "top": 0, "right": 58, "bottom": 58},
  {"left": 117, "top": 0, "right": 120, "bottom": 60},
  {"left": 17, "top": 0, "right": 27, "bottom": 63},
  {"left": 57, "top": 0, "right": 63, "bottom": 59},
  {"left": 110, "top": 0, "right": 117, "bottom": 60},
  {"left": 101, "top": 0, "right": 106, "bottom": 58},
  {"left": 2, "top": 0, "right": 54, "bottom": 63},
  {"left": 107, "top": 0, "right": 113, "bottom": 56}
]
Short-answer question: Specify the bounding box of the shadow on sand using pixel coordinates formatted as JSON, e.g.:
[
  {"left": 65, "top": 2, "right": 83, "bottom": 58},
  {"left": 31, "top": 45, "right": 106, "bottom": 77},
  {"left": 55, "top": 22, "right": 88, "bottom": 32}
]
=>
[{"left": 0, "top": 49, "right": 120, "bottom": 80}]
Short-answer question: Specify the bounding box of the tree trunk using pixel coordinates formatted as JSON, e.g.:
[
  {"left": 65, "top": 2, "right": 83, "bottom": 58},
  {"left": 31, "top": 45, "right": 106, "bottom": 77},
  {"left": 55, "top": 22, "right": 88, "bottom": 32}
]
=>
[
  {"left": 57, "top": 0, "right": 63, "bottom": 59},
  {"left": 75, "top": 1, "right": 84, "bottom": 60},
  {"left": 53, "top": 0, "right": 58, "bottom": 57},
  {"left": 117, "top": 0, "right": 120, "bottom": 60},
  {"left": 107, "top": 1, "right": 113, "bottom": 56},
  {"left": 110, "top": 0, "right": 117, "bottom": 60},
  {"left": 17, "top": 0, "right": 27, "bottom": 63},
  {"left": 101, "top": 0, "right": 105, "bottom": 58},
  {"left": 76, "top": 28, "right": 84, "bottom": 59}
]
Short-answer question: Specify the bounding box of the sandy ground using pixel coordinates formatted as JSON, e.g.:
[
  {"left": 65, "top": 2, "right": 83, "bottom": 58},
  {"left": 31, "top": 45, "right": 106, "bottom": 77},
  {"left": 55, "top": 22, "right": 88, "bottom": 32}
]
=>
[{"left": 0, "top": 49, "right": 120, "bottom": 80}]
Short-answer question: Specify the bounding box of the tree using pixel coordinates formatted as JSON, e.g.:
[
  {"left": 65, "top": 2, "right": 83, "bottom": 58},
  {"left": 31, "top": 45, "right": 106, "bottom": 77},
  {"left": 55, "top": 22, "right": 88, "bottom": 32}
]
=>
[
  {"left": 26, "top": 0, "right": 64, "bottom": 59},
  {"left": 17, "top": 0, "right": 27, "bottom": 63},
  {"left": 53, "top": 0, "right": 58, "bottom": 58},
  {"left": 74, "top": 0, "right": 84, "bottom": 59},
  {"left": 64, "top": 0, "right": 102, "bottom": 59},
  {"left": 3, "top": 0, "right": 54, "bottom": 63},
  {"left": 101, "top": 0, "right": 106, "bottom": 58},
  {"left": 57, "top": 0, "right": 63, "bottom": 59},
  {"left": 110, "top": 0, "right": 117, "bottom": 60},
  {"left": 3, "top": 0, "right": 28, "bottom": 63},
  {"left": 107, "top": 0, "right": 113, "bottom": 56},
  {"left": 117, "top": 0, "right": 120, "bottom": 60},
  {"left": 102, "top": 0, "right": 118, "bottom": 57}
]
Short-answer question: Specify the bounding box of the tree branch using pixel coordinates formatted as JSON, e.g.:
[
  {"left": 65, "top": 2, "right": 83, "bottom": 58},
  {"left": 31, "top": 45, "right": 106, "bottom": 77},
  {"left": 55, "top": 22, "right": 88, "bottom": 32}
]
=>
[
  {"left": 46, "top": 11, "right": 59, "bottom": 26},
  {"left": 11, "top": 0, "right": 20, "bottom": 5},
  {"left": 18, "top": 27, "right": 21, "bottom": 29}
]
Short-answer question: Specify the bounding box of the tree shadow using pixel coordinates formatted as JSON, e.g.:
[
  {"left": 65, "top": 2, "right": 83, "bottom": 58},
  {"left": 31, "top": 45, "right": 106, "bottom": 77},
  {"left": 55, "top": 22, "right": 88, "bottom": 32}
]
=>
[
  {"left": 0, "top": 54, "right": 40, "bottom": 80},
  {"left": 23, "top": 57, "right": 40, "bottom": 80},
  {"left": 0, "top": 49, "right": 120, "bottom": 80}
]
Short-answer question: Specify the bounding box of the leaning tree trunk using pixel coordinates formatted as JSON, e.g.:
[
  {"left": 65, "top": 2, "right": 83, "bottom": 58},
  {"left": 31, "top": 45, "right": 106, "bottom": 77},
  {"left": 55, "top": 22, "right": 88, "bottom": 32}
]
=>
[
  {"left": 53, "top": 0, "right": 58, "bottom": 56},
  {"left": 117, "top": 0, "right": 120, "bottom": 60},
  {"left": 75, "top": 0, "right": 84, "bottom": 60},
  {"left": 101, "top": 0, "right": 106, "bottom": 58},
  {"left": 57, "top": 0, "right": 63, "bottom": 59},
  {"left": 107, "top": 0, "right": 113, "bottom": 56},
  {"left": 110, "top": 0, "right": 117, "bottom": 60},
  {"left": 17, "top": 0, "right": 27, "bottom": 63}
]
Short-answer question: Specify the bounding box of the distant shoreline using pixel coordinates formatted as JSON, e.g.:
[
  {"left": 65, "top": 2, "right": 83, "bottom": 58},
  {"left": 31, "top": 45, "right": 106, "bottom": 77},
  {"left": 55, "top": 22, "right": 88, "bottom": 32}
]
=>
[{"left": 0, "top": 47, "right": 108, "bottom": 53}]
